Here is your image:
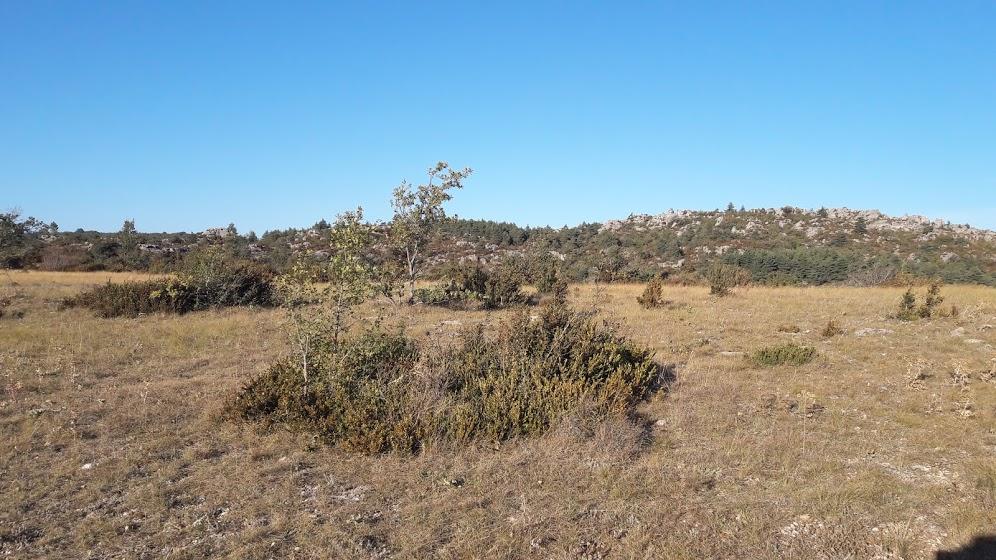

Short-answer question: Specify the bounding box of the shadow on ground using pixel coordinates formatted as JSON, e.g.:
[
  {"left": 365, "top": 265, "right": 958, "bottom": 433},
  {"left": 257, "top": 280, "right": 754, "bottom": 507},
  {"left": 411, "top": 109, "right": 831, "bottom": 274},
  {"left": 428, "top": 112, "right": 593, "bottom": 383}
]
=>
[{"left": 936, "top": 536, "right": 996, "bottom": 560}]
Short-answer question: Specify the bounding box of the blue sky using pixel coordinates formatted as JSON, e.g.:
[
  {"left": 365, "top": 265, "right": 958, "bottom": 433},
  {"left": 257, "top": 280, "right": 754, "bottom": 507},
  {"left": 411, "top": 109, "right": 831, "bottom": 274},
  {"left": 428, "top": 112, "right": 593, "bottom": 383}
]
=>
[{"left": 2, "top": 1, "right": 995, "bottom": 233}]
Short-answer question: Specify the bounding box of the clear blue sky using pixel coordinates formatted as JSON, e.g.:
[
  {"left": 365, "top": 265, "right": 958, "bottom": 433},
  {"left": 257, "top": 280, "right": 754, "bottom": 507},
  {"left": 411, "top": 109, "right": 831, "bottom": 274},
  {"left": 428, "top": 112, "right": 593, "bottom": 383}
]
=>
[{"left": 2, "top": 1, "right": 995, "bottom": 233}]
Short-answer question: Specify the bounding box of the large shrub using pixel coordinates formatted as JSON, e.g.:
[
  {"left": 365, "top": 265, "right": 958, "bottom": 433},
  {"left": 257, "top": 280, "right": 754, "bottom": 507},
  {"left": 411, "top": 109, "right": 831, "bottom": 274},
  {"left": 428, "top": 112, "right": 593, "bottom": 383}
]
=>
[
  {"left": 415, "top": 263, "right": 530, "bottom": 310},
  {"left": 707, "top": 263, "right": 751, "bottom": 296},
  {"left": 637, "top": 275, "right": 667, "bottom": 309},
  {"left": 64, "top": 252, "right": 275, "bottom": 317},
  {"left": 229, "top": 302, "right": 663, "bottom": 453}
]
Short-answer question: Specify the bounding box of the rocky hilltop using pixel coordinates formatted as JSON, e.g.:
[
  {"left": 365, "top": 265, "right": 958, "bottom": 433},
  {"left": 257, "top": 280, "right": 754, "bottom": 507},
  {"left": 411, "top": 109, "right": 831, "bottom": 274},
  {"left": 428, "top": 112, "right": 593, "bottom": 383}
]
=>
[{"left": 603, "top": 207, "right": 995, "bottom": 242}]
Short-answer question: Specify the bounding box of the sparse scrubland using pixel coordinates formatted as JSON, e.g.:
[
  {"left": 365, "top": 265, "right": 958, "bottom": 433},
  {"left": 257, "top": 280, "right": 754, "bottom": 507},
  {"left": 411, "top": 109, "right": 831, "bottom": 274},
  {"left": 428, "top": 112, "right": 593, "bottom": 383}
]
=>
[
  {"left": 4, "top": 170, "right": 996, "bottom": 558},
  {"left": 2, "top": 272, "right": 996, "bottom": 559}
]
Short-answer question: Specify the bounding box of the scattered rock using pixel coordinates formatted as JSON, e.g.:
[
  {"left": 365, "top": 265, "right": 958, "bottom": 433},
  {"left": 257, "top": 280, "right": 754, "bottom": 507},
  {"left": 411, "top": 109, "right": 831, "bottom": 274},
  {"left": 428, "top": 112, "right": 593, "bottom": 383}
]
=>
[
  {"left": 854, "top": 328, "right": 893, "bottom": 337},
  {"left": 950, "top": 327, "right": 966, "bottom": 337}
]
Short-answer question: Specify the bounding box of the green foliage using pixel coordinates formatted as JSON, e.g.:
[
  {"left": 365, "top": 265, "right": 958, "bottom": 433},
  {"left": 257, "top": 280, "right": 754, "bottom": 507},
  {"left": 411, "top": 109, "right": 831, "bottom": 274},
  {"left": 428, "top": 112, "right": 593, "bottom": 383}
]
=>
[
  {"left": 919, "top": 282, "right": 944, "bottom": 318},
  {"left": 64, "top": 250, "right": 274, "bottom": 318},
  {"left": 723, "top": 248, "right": 854, "bottom": 285},
  {"left": 637, "top": 275, "right": 667, "bottom": 309},
  {"left": 895, "top": 282, "right": 945, "bottom": 321},
  {"left": 853, "top": 217, "right": 868, "bottom": 234},
  {"left": 533, "top": 258, "right": 561, "bottom": 294},
  {"left": 896, "top": 288, "right": 918, "bottom": 321},
  {"left": 415, "top": 263, "right": 529, "bottom": 310},
  {"left": 707, "top": 263, "right": 750, "bottom": 296},
  {"left": 750, "top": 343, "right": 818, "bottom": 367},
  {"left": 277, "top": 209, "right": 378, "bottom": 379},
  {"left": 1, "top": 210, "right": 48, "bottom": 269},
  {"left": 390, "top": 162, "right": 473, "bottom": 302},
  {"left": 228, "top": 302, "right": 663, "bottom": 453}
]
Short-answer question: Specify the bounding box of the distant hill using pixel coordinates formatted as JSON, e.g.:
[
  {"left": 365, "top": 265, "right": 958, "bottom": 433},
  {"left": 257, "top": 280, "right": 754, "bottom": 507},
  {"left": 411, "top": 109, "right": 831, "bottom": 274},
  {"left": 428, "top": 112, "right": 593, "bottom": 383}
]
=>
[
  {"left": 4, "top": 207, "right": 995, "bottom": 286},
  {"left": 433, "top": 207, "right": 996, "bottom": 285}
]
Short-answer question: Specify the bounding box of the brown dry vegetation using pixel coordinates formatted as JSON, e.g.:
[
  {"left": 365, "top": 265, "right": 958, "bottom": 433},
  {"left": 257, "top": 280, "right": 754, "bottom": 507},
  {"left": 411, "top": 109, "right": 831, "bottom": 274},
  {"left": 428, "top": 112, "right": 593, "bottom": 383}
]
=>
[{"left": 2, "top": 271, "right": 996, "bottom": 559}]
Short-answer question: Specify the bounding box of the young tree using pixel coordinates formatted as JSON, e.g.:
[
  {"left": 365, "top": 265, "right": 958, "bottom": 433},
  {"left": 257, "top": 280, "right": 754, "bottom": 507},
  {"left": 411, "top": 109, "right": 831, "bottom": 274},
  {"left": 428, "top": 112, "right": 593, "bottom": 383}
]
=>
[
  {"left": 121, "top": 219, "right": 136, "bottom": 236},
  {"left": 854, "top": 216, "right": 868, "bottom": 234},
  {"left": 390, "top": 161, "right": 472, "bottom": 303},
  {"left": 0, "top": 210, "right": 45, "bottom": 268},
  {"left": 277, "top": 208, "right": 375, "bottom": 384}
]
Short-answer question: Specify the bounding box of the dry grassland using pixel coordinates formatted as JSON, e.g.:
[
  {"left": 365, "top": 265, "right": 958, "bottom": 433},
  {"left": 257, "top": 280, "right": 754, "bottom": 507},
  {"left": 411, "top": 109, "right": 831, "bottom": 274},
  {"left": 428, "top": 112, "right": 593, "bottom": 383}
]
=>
[{"left": 2, "top": 271, "right": 995, "bottom": 559}]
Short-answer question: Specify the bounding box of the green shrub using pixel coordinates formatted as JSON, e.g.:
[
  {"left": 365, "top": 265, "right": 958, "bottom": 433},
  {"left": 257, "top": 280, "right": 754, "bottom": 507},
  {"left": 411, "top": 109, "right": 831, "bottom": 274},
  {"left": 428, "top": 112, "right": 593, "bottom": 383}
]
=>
[
  {"left": 64, "top": 256, "right": 275, "bottom": 318},
  {"left": 895, "top": 282, "right": 944, "bottom": 321},
  {"left": 896, "top": 287, "right": 918, "bottom": 321},
  {"left": 480, "top": 264, "right": 528, "bottom": 309},
  {"left": 637, "top": 275, "right": 667, "bottom": 309},
  {"left": 750, "top": 343, "right": 817, "bottom": 367},
  {"left": 918, "top": 282, "right": 943, "bottom": 318},
  {"left": 415, "top": 263, "right": 529, "bottom": 310},
  {"left": 230, "top": 327, "right": 422, "bottom": 453},
  {"left": 228, "top": 302, "right": 663, "bottom": 453},
  {"left": 707, "top": 263, "right": 750, "bottom": 296}
]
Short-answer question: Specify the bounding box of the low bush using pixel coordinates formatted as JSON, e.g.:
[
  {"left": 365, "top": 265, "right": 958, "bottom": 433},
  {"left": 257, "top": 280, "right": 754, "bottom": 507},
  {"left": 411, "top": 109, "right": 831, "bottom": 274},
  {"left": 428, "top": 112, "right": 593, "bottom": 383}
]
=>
[
  {"left": 415, "top": 263, "right": 530, "bottom": 310},
  {"left": 533, "top": 261, "right": 568, "bottom": 302},
  {"left": 64, "top": 255, "right": 275, "bottom": 317},
  {"left": 228, "top": 302, "right": 664, "bottom": 453},
  {"left": 707, "top": 264, "right": 751, "bottom": 296},
  {"left": 750, "top": 343, "right": 818, "bottom": 367},
  {"left": 637, "top": 275, "right": 668, "bottom": 309},
  {"left": 895, "top": 282, "right": 944, "bottom": 321}
]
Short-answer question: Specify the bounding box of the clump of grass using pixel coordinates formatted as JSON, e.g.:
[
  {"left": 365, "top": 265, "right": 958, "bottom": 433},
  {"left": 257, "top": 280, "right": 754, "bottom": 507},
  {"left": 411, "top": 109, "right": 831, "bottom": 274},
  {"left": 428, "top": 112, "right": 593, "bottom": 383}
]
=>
[
  {"left": 0, "top": 286, "right": 25, "bottom": 319},
  {"left": 228, "top": 301, "right": 663, "bottom": 453},
  {"left": 821, "top": 319, "right": 844, "bottom": 338},
  {"left": 777, "top": 324, "right": 801, "bottom": 333},
  {"left": 637, "top": 275, "right": 668, "bottom": 309},
  {"left": 750, "top": 343, "right": 818, "bottom": 367},
  {"left": 905, "top": 359, "right": 930, "bottom": 389}
]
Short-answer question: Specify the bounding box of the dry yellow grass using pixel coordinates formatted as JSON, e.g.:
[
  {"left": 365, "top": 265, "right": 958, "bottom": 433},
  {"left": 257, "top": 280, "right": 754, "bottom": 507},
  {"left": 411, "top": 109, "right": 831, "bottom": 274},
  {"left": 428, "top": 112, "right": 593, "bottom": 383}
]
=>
[{"left": 2, "top": 274, "right": 995, "bottom": 558}]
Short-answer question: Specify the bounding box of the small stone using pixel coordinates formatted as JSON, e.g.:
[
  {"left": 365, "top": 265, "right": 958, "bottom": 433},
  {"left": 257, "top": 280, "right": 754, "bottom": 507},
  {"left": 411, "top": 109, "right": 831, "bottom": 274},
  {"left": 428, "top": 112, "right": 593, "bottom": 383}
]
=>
[{"left": 855, "top": 328, "right": 893, "bottom": 337}]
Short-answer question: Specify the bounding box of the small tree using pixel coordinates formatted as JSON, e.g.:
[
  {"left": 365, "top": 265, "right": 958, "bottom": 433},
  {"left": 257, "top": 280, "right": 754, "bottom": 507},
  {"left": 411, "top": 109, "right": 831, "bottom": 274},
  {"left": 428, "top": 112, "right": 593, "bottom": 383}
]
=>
[
  {"left": 1, "top": 210, "right": 45, "bottom": 268},
  {"left": 121, "top": 219, "right": 136, "bottom": 236},
  {"left": 390, "top": 162, "right": 472, "bottom": 303},
  {"left": 277, "top": 208, "right": 375, "bottom": 384},
  {"left": 707, "top": 263, "right": 750, "bottom": 296},
  {"left": 853, "top": 217, "right": 868, "bottom": 234},
  {"left": 918, "top": 282, "right": 944, "bottom": 318},
  {"left": 637, "top": 275, "right": 667, "bottom": 309},
  {"left": 896, "top": 288, "right": 917, "bottom": 321}
]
